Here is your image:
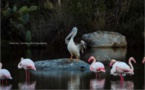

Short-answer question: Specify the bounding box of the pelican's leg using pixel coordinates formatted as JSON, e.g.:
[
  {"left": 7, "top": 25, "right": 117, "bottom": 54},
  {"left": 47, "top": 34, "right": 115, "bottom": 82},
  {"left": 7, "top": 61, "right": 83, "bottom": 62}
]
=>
[
  {"left": 70, "top": 53, "right": 73, "bottom": 60},
  {"left": 76, "top": 56, "right": 79, "bottom": 61},
  {"left": 75, "top": 53, "right": 79, "bottom": 61}
]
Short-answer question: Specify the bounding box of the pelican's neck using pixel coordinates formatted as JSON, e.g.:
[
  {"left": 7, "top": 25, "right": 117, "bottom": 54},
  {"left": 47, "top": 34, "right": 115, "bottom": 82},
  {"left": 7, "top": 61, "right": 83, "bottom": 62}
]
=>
[
  {"left": 71, "top": 34, "right": 75, "bottom": 40},
  {"left": 69, "top": 35, "right": 75, "bottom": 44}
]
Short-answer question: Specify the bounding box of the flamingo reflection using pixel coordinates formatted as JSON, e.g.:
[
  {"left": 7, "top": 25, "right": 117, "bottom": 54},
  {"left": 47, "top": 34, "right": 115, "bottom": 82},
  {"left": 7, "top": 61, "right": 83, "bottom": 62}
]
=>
[
  {"left": 90, "top": 73, "right": 106, "bottom": 89},
  {"left": 18, "top": 81, "right": 36, "bottom": 90},
  {"left": 111, "top": 80, "right": 134, "bottom": 90},
  {"left": 0, "top": 84, "right": 12, "bottom": 90}
]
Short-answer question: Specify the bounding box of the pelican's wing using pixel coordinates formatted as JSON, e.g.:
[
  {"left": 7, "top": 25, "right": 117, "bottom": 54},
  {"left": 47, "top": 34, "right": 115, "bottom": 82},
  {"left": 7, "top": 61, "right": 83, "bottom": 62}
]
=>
[{"left": 77, "top": 40, "right": 87, "bottom": 53}]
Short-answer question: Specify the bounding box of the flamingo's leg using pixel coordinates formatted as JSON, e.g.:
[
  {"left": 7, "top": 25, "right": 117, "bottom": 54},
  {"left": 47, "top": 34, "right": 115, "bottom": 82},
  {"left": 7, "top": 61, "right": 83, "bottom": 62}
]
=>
[
  {"left": 2, "top": 80, "right": 3, "bottom": 85},
  {"left": 6, "top": 80, "right": 7, "bottom": 85},
  {"left": 28, "top": 70, "right": 30, "bottom": 83},
  {"left": 25, "top": 70, "right": 28, "bottom": 83},
  {"left": 120, "top": 74, "right": 124, "bottom": 87}
]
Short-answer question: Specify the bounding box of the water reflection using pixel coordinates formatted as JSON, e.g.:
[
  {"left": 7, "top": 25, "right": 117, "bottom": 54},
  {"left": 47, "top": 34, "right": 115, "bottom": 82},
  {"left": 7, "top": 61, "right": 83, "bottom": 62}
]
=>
[
  {"left": 1, "top": 46, "right": 143, "bottom": 89},
  {"left": 18, "top": 81, "right": 36, "bottom": 90},
  {"left": 111, "top": 80, "right": 134, "bottom": 90},
  {"left": 90, "top": 73, "right": 106, "bottom": 90},
  {"left": 83, "top": 48, "right": 127, "bottom": 61},
  {"left": 0, "top": 84, "right": 12, "bottom": 90},
  {"left": 31, "top": 70, "right": 91, "bottom": 89},
  {"left": 67, "top": 74, "right": 80, "bottom": 90}
]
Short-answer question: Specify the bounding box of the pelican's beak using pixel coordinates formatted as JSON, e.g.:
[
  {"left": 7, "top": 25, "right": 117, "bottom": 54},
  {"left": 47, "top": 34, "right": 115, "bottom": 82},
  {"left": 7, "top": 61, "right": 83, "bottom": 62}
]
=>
[
  {"left": 65, "top": 27, "right": 78, "bottom": 40},
  {"left": 65, "top": 31, "right": 74, "bottom": 40}
]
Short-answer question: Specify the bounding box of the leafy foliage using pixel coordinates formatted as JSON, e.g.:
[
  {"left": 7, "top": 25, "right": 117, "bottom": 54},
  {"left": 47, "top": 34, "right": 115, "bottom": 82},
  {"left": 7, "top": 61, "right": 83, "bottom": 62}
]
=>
[{"left": 1, "top": 0, "right": 144, "bottom": 47}]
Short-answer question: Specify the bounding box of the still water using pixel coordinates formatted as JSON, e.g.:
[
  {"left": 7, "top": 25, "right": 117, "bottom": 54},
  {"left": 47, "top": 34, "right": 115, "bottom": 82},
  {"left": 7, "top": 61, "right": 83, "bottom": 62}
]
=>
[{"left": 1, "top": 46, "right": 144, "bottom": 89}]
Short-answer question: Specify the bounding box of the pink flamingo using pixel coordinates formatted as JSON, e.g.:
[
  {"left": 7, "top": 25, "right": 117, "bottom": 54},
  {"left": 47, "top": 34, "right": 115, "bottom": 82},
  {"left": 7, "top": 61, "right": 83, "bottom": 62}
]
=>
[
  {"left": 0, "top": 62, "right": 12, "bottom": 85},
  {"left": 110, "top": 57, "right": 136, "bottom": 86},
  {"left": 18, "top": 57, "right": 36, "bottom": 82},
  {"left": 142, "top": 57, "right": 145, "bottom": 64},
  {"left": 88, "top": 56, "right": 105, "bottom": 73}
]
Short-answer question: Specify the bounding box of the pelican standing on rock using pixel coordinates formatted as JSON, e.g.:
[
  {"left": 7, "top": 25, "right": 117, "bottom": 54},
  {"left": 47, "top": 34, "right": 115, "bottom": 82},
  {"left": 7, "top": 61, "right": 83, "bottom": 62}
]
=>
[{"left": 65, "top": 27, "right": 86, "bottom": 61}]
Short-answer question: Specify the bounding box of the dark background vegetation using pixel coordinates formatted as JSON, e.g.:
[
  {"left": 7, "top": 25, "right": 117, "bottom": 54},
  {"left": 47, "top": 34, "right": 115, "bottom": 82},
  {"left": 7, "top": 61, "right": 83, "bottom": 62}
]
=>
[{"left": 1, "top": 0, "right": 144, "bottom": 48}]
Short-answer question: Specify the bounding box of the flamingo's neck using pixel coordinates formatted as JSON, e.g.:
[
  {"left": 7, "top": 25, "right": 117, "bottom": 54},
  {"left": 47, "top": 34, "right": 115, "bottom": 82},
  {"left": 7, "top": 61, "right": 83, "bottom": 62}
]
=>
[
  {"left": 0, "top": 63, "right": 2, "bottom": 69},
  {"left": 128, "top": 58, "right": 135, "bottom": 71},
  {"left": 90, "top": 58, "right": 96, "bottom": 71},
  {"left": 110, "top": 60, "right": 116, "bottom": 66},
  {"left": 18, "top": 63, "right": 23, "bottom": 69},
  {"left": 91, "top": 58, "right": 96, "bottom": 64}
]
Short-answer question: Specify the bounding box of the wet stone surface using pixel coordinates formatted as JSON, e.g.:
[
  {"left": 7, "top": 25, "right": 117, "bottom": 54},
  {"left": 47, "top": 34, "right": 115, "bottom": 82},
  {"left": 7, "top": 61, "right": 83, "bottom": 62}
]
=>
[{"left": 34, "top": 58, "right": 90, "bottom": 71}]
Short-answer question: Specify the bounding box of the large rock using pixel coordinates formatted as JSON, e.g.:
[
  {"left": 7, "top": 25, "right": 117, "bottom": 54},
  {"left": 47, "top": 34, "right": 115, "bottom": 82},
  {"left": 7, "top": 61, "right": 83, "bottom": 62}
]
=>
[
  {"left": 34, "top": 58, "right": 90, "bottom": 71},
  {"left": 82, "top": 31, "right": 127, "bottom": 47}
]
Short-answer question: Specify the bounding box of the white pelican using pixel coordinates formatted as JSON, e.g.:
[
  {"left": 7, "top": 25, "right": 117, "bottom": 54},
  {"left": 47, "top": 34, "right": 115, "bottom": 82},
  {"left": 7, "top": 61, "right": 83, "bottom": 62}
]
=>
[{"left": 65, "top": 27, "right": 86, "bottom": 61}]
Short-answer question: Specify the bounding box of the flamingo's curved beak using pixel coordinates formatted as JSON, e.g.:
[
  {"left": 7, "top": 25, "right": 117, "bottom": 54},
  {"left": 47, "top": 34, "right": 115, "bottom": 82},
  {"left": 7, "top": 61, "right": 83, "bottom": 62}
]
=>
[
  {"left": 101, "top": 69, "right": 106, "bottom": 73},
  {"left": 130, "top": 57, "right": 136, "bottom": 63},
  {"left": 88, "top": 56, "right": 94, "bottom": 63},
  {"left": 9, "top": 76, "right": 13, "bottom": 79},
  {"left": 33, "top": 67, "right": 36, "bottom": 71},
  {"left": 109, "top": 62, "right": 112, "bottom": 67},
  {"left": 142, "top": 59, "right": 145, "bottom": 64},
  {"left": 110, "top": 59, "right": 116, "bottom": 66},
  {"left": 97, "top": 68, "right": 106, "bottom": 72},
  {"left": 100, "top": 68, "right": 106, "bottom": 72}
]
